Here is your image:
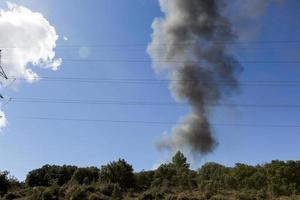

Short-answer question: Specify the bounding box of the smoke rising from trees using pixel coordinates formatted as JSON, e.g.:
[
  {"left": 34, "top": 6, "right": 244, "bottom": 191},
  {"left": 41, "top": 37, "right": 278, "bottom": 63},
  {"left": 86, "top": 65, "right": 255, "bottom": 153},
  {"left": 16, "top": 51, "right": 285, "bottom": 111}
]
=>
[{"left": 148, "top": 0, "right": 242, "bottom": 156}]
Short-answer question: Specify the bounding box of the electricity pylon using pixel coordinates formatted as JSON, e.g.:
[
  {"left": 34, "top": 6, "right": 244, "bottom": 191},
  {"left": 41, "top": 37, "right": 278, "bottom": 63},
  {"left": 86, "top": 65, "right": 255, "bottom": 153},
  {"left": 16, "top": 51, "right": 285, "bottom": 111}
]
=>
[
  {"left": 0, "top": 50, "right": 8, "bottom": 80},
  {"left": 0, "top": 49, "right": 11, "bottom": 109}
]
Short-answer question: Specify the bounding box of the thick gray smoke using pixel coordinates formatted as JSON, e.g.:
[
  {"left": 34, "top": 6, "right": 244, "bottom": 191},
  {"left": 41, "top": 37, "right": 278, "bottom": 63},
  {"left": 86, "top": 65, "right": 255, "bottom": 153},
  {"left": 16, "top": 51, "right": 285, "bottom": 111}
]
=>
[{"left": 147, "top": 0, "right": 242, "bottom": 155}]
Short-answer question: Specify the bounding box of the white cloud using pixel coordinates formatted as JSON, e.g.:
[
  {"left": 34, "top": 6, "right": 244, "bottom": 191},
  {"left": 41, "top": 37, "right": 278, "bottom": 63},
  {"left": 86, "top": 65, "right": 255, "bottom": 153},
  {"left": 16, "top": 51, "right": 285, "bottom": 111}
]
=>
[
  {"left": 0, "top": 110, "right": 7, "bottom": 131},
  {"left": 0, "top": 2, "right": 61, "bottom": 131},
  {"left": 0, "top": 2, "right": 61, "bottom": 83},
  {"left": 63, "top": 36, "right": 68, "bottom": 41}
]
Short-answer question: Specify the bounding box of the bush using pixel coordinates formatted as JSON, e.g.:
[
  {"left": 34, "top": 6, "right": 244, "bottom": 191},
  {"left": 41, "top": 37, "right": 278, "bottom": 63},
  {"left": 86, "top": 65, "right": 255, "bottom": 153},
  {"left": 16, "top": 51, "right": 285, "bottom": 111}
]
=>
[
  {"left": 235, "top": 191, "right": 257, "bottom": 200},
  {"left": 72, "top": 167, "right": 99, "bottom": 184},
  {"left": 99, "top": 183, "right": 116, "bottom": 196},
  {"left": 256, "top": 190, "right": 268, "bottom": 200},
  {"left": 41, "top": 185, "right": 59, "bottom": 200},
  {"left": 210, "top": 194, "right": 229, "bottom": 200},
  {"left": 265, "top": 160, "right": 300, "bottom": 196},
  {"left": 99, "top": 159, "right": 135, "bottom": 189},
  {"left": 153, "top": 164, "right": 176, "bottom": 186},
  {"left": 112, "top": 184, "right": 122, "bottom": 199},
  {"left": 71, "top": 187, "right": 87, "bottom": 200},
  {"left": 152, "top": 152, "right": 195, "bottom": 189},
  {"left": 89, "top": 193, "right": 108, "bottom": 200},
  {"left": 135, "top": 170, "right": 155, "bottom": 190},
  {"left": 4, "top": 192, "right": 21, "bottom": 200},
  {"left": 26, "top": 165, "right": 77, "bottom": 187},
  {"left": 0, "top": 171, "right": 11, "bottom": 197},
  {"left": 139, "top": 189, "right": 164, "bottom": 200},
  {"left": 198, "top": 162, "right": 230, "bottom": 191}
]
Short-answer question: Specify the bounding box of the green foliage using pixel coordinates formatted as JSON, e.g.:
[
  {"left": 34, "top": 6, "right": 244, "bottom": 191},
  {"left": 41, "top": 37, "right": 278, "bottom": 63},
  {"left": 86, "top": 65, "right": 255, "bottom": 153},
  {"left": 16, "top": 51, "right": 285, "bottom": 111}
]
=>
[
  {"left": 0, "top": 171, "right": 11, "bottom": 197},
  {"left": 72, "top": 167, "right": 99, "bottom": 184},
  {"left": 139, "top": 188, "right": 165, "bottom": 200},
  {"left": 135, "top": 170, "right": 155, "bottom": 190},
  {"left": 153, "top": 163, "right": 176, "bottom": 184},
  {"left": 172, "top": 151, "right": 190, "bottom": 170},
  {"left": 152, "top": 151, "right": 196, "bottom": 189},
  {"left": 99, "top": 159, "right": 135, "bottom": 189},
  {"left": 4, "top": 192, "right": 21, "bottom": 200},
  {"left": 31, "top": 187, "right": 45, "bottom": 200},
  {"left": 88, "top": 193, "right": 107, "bottom": 200},
  {"left": 235, "top": 191, "right": 258, "bottom": 200},
  {"left": 71, "top": 186, "right": 87, "bottom": 200},
  {"left": 209, "top": 194, "right": 229, "bottom": 200},
  {"left": 41, "top": 184, "right": 60, "bottom": 200},
  {"left": 198, "top": 162, "right": 267, "bottom": 192},
  {"left": 112, "top": 184, "right": 122, "bottom": 199},
  {"left": 199, "top": 163, "right": 227, "bottom": 178},
  {"left": 98, "top": 183, "right": 116, "bottom": 196},
  {"left": 265, "top": 160, "right": 300, "bottom": 196},
  {"left": 26, "top": 165, "right": 77, "bottom": 187},
  {"left": 3, "top": 152, "right": 300, "bottom": 199},
  {"left": 199, "top": 163, "right": 230, "bottom": 193},
  {"left": 231, "top": 163, "right": 267, "bottom": 190}
]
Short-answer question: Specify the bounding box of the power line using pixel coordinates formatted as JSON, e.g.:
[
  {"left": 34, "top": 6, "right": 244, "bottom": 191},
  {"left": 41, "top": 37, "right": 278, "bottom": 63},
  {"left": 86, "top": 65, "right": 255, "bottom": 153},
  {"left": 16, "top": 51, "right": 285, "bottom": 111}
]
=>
[
  {"left": 3, "top": 46, "right": 300, "bottom": 54},
  {"left": 3, "top": 57, "right": 300, "bottom": 67},
  {"left": 10, "top": 97, "right": 300, "bottom": 108},
  {"left": 8, "top": 76, "right": 300, "bottom": 86},
  {"left": 2, "top": 40, "right": 300, "bottom": 49},
  {"left": 16, "top": 116, "right": 300, "bottom": 128},
  {"left": 60, "top": 58, "right": 300, "bottom": 64},
  {"left": 3, "top": 57, "right": 300, "bottom": 64}
]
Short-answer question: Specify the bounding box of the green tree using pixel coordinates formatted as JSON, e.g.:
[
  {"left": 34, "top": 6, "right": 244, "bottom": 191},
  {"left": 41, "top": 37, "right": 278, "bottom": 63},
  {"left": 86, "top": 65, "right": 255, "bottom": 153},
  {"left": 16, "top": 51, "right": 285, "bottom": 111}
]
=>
[
  {"left": 198, "top": 162, "right": 231, "bottom": 191},
  {"left": 99, "top": 159, "right": 135, "bottom": 189},
  {"left": 135, "top": 170, "right": 155, "bottom": 190},
  {"left": 152, "top": 151, "right": 195, "bottom": 188},
  {"left": 0, "top": 171, "right": 10, "bottom": 197},
  {"left": 72, "top": 167, "right": 99, "bottom": 184},
  {"left": 172, "top": 151, "right": 189, "bottom": 170},
  {"left": 265, "top": 160, "right": 300, "bottom": 196},
  {"left": 231, "top": 163, "right": 262, "bottom": 189},
  {"left": 153, "top": 163, "right": 176, "bottom": 184},
  {"left": 26, "top": 165, "right": 77, "bottom": 187},
  {"left": 171, "top": 151, "right": 195, "bottom": 188}
]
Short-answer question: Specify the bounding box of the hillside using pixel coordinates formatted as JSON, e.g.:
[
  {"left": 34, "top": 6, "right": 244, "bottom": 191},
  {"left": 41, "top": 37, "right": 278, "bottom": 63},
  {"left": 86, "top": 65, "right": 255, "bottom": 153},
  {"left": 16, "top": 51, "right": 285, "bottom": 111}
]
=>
[{"left": 1, "top": 151, "right": 300, "bottom": 200}]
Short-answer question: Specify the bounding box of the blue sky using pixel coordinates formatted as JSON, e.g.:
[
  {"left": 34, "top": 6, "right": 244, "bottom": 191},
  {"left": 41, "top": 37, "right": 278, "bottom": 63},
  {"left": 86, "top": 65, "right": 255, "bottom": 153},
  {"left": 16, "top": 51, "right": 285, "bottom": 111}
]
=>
[{"left": 0, "top": 0, "right": 300, "bottom": 180}]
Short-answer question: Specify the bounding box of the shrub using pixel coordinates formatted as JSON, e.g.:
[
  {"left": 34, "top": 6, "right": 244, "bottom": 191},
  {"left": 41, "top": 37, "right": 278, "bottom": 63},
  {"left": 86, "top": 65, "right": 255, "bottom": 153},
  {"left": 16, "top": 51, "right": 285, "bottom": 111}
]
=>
[
  {"left": 99, "top": 159, "right": 135, "bottom": 189},
  {"left": 26, "top": 165, "right": 77, "bottom": 187},
  {"left": 198, "top": 162, "right": 230, "bottom": 190},
  {"left": 209, "top": 194, "right": 229, "bottom": 200},
  {"left": 153, "top": 164, "right": 176, "bottom": 185},
  {"left": 72, "top": 167, "right": 99, "bottom": 185},
  {"left": 71, "top": 187, "right": 87, "bottom": 200},
  {"left": 112, "top": 184, "right": 122, "bottom": 200},
  {"left": 139, "top": 189, "right": 164, "bottom": 200},
  {"left": 135, "top": 170, "right": 155, "bottom": 190},
  {"left": 4, "top": 192, "right": 21, "bottom": 200},
  {"left": 41, "top": 185, "right": 59, "bottom": 200},
  {"left": 0, "top": 171, "right": 11, "bottom": 197},
  {"left": 235, "top": 191, "right": 257, "bottom": 200},
  {"left": 89, "top": 193, "right": 108, "bottom": 200},
  {"left": 99, "top": 183, "right": 116, "bottom": 196}
]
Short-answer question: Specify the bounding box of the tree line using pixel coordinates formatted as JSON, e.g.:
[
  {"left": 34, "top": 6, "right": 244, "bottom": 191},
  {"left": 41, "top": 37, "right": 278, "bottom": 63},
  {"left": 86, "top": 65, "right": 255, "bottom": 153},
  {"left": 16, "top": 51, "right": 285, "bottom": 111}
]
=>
[{"left": 1, "top": 152, "right": 300, "bottom": 199}]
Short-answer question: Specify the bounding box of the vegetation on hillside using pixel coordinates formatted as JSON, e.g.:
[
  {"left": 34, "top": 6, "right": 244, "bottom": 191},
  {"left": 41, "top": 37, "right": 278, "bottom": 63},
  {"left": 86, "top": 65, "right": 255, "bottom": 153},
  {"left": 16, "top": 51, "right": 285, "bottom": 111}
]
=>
[{"left": 1, "top": 152, "right": 300, "bottom": 199}]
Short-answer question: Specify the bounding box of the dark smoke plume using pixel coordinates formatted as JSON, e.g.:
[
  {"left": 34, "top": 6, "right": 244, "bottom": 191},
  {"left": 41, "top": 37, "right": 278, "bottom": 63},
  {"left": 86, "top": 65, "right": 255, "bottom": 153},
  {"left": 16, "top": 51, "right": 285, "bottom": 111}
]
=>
[{"left": 147, "top": 0, "right": 242, "bottom": 156}]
